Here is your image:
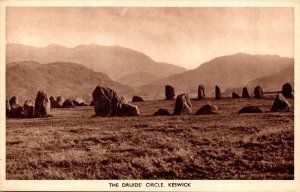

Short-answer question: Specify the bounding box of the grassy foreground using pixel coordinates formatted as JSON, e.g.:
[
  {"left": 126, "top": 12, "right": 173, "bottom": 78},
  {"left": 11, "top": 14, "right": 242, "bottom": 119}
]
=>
[{"left": 6, "top": 98, "right": 294, "bottom": 179}]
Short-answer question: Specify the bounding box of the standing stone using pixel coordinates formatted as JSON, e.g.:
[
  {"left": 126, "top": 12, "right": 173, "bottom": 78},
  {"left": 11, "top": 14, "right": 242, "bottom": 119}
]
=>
[
  {"left": 6, "top": 100, "right": 11, "bottom": 117},
  {"left": 271, "top": 94, "right": 290, "bottom": 112},
  {"left": 62, "top": 99, "right": 75, "bottom": 108},
  {"left": 242, "top": 87, "right": 250, "bottom": 98},
  {"left": 92, "top": 86, "right": 122, "bottom": 116},
  {"left": 173, "top": 93, "right": 192, "bottom": 115},
  {"left": 132, "top": 96, "right": 144, "bottom": 102},
  {"left": 215, "top": 86, "right": 221, "bottom": 99},
  {"left": 10, "top": 104, "right": 23, "bottom": 118},
  {"left": 50, "top": 96, "right": 61, "bottom": 108},
  {"left": 23, "top": 100, "right": 34, "bottom": 118},
  {"left": 232, "top": 91, "right": 240, "bottom": 99},
  {"left": 282, "top": 83, "right": 294, "bottom": 98},
  {"left": 56, "top": 96, "right": 65, "bottom": 107},
  {"left": 9, "top": 96, "right": 17, "bottom": 106},
  {"left": 34, "top": 90, "right": 50, "bottom": 117},
  {"left": 92, "top": 86, "right": 140, "bottom": 116},
  {"left": 198, "top": 85, "right": 205, "bottom": 99},
  {"left": 8, "top": 96, "right": 23, "bottom": 118},
  {"left": 254, "top": 86, "right": 264, "bottom": 99},
  {"left": 165, "top": 85, "right": 175, "bottom": 100},
  {"left": 195, "top": 104, "right": 218, "bottom": 115}
]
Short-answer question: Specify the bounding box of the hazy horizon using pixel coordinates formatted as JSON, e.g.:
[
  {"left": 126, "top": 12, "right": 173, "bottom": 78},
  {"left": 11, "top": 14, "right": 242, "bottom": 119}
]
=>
[{"left": 7, "top": 7, "right": 294, "bottom": 69}]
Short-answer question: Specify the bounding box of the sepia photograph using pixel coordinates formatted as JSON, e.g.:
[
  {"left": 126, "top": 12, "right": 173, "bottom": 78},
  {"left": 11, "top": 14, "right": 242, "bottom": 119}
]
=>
[{"left": 1, "top": 0, "right": 299, "bottom": 191}]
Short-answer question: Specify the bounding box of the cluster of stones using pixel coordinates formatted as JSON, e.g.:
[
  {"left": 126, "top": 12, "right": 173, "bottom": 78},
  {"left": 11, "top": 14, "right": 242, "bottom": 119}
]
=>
[
  {"left": 50, "top": 96, "right": 88, "bottom": 108},
  {"left": 7, "top": 82, "right": 293, "bottom": 118},
  {"left": 152, "top": 83, "right": 293, "bottom": 116},
  {"left": 6, "top": 91, "right": 51, "bottom": 118}
]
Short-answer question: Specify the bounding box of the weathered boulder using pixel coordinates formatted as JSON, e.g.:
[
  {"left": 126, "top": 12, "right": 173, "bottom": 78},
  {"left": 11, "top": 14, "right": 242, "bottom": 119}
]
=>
[
  {"left": 73, "top": 98, "right": 88, "bottom": 106},
  {"left": 232, "top": 91, "right": 240, "bottom": 99},
  {"left": 56, "top": 96, "right": 65, "bottom": 107},
  {"left": 62, "top": 99, "right": 75, "bottom": 108},
  {"left": 254, "top": 86, "right": 264, "bottom": 99},
  {"left": 195, "top": 104, "right": 218, "bottom": 115},
  {"left": 92, "top": 86, "right": 122, "bottom": 116},
  {"left": 23, "top": 100, "right": 34, "bottom": 118},
  {"left": 117, "top": 103, "right": 140, "bottom": 116},
  {"left": 34, "top": 90, "right": 51, "bottom": 117},
  {"left": 132, "top": 96, "right": 144, "bottom": 102},
  {"left": 282, "top": 83, "right": 294, "bottom": 98},
  {"left": 198, "top": 85, "right": 205, "bottom": 99},
  {"left": 173, "top": 93, "right": 192, "bottom": 115},
  {"left": 238, "top": 106, "right": 262, "bottom": 113},
  {"left": 9, "top": 96, "right": 18, "bottom": 106},
  {"left": 10, "top": 104, "right": 23, "bottom": 118},
  {"left": 165, "top": 85, "right": 175, "bottom": 100},
  {"left": 153, "top": 108, "right": 171, "bottom": 116},
  {"left": 242, "top": 87, "right": 251, "bottom": 98},
  {"left": 215, "top": 86, "right": 221, "bottom": 99},
  {"left": 271, "top": 94, "right": 290, "bottom": 112},
  {"left": 50, "top": 96, "right": 61, "bottom": 108}
]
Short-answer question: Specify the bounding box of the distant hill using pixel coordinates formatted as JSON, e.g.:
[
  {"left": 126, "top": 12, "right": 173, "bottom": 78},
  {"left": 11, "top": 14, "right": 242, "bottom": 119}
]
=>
[
  {"left": 117, "top": 71, "right": 159, "bottom": 87},
  {"left": 6, "top": 43, "right": 186, "bottom": 80},
  {"left": 6, "top": 61, "right": 133, "bottom": 103},
  {"left": 140, "top": 53, "right": 294, "bottom": 98}
]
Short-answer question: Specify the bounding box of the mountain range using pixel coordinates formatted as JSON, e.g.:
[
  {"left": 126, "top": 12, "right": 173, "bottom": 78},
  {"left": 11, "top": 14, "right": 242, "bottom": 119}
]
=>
[
  {"left": 6, "top": 43, "right": 294, "bottom": 101},
  {"left": 139, "top": 53, "right": 294, "bottom": 97},
  {"left": 6, "top": 43, "right": 186, "bottom": 81}
]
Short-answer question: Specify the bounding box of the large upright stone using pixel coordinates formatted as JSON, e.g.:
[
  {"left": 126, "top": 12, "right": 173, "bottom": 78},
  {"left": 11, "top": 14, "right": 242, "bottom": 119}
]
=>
[
  {"left": 282, "top": 83, "right": 294, "bottom": 98},
  {"left": 254, "top": 86, "right": 264, "bottom": 99},
  {"left": 271, "top": 94, "right": 290, "bottom": 112},
  {"left": 92, "top": 86, "right": 122, "bottom": 116},
  {"left": 9, "top": 96, "right": 17, "bottom": 106},
  {"left": 23, "top": 100, "right": 34, "bottom": 118},
  {"left": 242, "top": 87, "right": 250, "bottom": 98},
  {"left": 34, "top": 90, "right": 50, "bottom": 117},
  {"left": 173, "top": 93, "right": 192, "bottom": 115},
  {"left": 198, "top": 85, "right": 205, "bottom": 99},
  {"left": 215, "top": 86, "right": 221, "bottom": 100},
  {"left": 165, "top": 85, "right": 175, "bottom": 100}
]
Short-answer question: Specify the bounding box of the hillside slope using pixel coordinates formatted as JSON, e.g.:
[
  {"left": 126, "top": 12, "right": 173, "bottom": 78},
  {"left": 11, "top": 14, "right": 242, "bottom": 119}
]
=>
[{"left": 6, "top": 61, "right": 133, "bottom": 103}]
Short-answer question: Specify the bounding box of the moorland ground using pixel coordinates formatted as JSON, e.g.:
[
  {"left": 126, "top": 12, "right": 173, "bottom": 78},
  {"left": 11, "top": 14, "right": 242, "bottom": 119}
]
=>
[{"left": 6, "top": 97, "right": 294, "bottom": 179}]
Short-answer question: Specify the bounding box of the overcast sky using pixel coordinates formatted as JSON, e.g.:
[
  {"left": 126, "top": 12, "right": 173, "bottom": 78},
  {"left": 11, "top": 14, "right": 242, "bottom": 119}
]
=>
[{"left": 6, "top": 7, "right": 294, "bottom": 69}]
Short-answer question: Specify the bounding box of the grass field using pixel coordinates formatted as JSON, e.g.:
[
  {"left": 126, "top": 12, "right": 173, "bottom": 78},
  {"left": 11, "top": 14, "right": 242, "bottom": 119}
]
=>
[{"left": 6, "top": 97, "right": 294, "bottom": 179}]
